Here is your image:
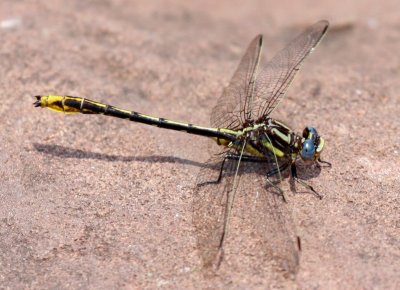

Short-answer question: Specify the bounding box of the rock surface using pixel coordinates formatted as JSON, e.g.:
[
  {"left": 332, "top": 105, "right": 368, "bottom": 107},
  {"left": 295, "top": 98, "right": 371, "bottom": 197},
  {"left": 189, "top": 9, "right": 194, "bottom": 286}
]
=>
[{"left": 0, "top": 1, "right": 399, "bottom": 289}]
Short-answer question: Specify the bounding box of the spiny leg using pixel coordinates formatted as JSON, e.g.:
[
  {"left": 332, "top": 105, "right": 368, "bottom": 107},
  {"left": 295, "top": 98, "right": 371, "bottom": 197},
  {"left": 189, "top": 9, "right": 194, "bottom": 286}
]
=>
[
  {"left": 215, "top": 156, "right": 227, "bottom": 184},
  {"left": 290, "top": 163, "right": 322, "bottom": 199},
  {"left": 266, "top": 161, "right": 290, "bottom": 178},
  {"left": 197, "top": 153, "right": 230, "bottom": 186},
  {"left": 227, "top": 153, "right": 272, "bottom": 163},
  {"left": 317, "top": 157, "right": 332, "bottom": 168}
]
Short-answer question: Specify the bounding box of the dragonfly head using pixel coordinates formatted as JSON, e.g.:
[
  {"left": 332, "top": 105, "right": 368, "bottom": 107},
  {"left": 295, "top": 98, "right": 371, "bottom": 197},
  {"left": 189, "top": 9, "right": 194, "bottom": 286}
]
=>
[{"left": 299, "top": 127, "right": 325, "bottom": 162}]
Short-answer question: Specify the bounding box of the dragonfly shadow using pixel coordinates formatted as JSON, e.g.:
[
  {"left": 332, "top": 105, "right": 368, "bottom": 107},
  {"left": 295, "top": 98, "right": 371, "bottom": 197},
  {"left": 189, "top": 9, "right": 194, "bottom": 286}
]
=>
[
  {"left": 33, "top": 143, "right": 325, "bottom": 191},
  {"left": 256, "top": 164, "right": 323, "bottom": 199},
  {"left": 294, "top": 162, "right": 322, "bottom": 180},
  {"left": 33, "top": 143, "right": 207, "bottom": 168}
]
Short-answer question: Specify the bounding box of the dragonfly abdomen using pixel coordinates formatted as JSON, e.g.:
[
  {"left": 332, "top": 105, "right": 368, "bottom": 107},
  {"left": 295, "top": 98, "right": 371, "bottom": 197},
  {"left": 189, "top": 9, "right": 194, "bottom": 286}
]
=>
[{"left": 34, "top": 95, "right": 238, "bottom": 142}]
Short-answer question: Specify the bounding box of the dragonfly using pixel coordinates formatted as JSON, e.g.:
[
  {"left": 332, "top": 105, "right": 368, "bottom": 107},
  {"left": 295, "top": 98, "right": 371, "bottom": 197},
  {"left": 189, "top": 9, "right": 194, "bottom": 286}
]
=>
[{"left": 34, "top": 20, "right": 330, "bottom": 275}]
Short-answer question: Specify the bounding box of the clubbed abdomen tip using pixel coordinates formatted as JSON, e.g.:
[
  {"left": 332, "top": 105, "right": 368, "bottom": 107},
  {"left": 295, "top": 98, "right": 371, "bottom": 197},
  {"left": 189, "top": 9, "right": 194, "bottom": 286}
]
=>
[{"left": 33, "top": 95, "right": 42, "bottom": 107}]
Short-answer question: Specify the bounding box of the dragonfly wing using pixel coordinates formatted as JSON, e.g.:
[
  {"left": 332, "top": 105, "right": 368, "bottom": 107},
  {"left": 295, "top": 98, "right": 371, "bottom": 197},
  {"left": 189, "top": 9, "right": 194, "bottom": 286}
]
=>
[
  {"left": 211, "top": 35, "right": 263, "bottom": 130},
  {"left": 252, "top": 20, "right": 329, "bottom": 121},
  {"left": 193, "top": 149, "right": 241, "bottom": 271},
  {"left": 194, "top": 148, "right": 299, "bottom": 275},
  {"left": 233, "top": 156, "right": 300, "bottom": 276}
]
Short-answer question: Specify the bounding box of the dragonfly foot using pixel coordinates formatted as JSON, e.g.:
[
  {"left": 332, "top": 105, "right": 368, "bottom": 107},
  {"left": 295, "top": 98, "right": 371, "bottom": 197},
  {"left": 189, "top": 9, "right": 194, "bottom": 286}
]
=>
[
  {"left": 317, "top": 158, "right": 332, "bottom": 168},
  {"left": 266, "top": 177, "right": 287, "bottom": 202}
]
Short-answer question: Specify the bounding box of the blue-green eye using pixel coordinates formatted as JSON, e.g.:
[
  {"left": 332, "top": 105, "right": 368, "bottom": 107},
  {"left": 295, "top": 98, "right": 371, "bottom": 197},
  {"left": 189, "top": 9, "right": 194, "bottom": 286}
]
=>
[
  {"left": 301, "top": 139, "right": 316, "bottom": 160},
  {"left": 303, "top": 127, "right": 318, "bottom": 140},
  {"left": 308, "top": 127, "right": 318, "bottom": 139}
]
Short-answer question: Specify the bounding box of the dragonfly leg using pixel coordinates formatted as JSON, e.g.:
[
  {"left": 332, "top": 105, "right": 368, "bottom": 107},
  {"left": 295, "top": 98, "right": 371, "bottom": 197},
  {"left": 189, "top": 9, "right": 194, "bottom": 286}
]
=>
[
  {"left": 266, "top": 161, "right": 290, "bottom": 178},
  {"left": 226, "top": 153, "right": 269, "bottom": 163},
  {"left": 265, "top": 177, "right": 287, "bottom": 202},
  {"left": 217, "top": 153, "right": 270, "bottom": 183},
  {"left": 291, "top": 163, "right": 322, "bottom": 199},
  {"left": 198, "top": 157, "right": 227, "bottom": 187},
  {"left": 265, "top": 161, "right": 290, "bottom": 202},
  {"left": 317, "top": 157, "right": 332, "bottom": 168},
  {"left": 199, "top": 154, "right": 267, "bottom": 186},
  {"left": 215, "top": 156, "right": 227, "bottom": 183}
]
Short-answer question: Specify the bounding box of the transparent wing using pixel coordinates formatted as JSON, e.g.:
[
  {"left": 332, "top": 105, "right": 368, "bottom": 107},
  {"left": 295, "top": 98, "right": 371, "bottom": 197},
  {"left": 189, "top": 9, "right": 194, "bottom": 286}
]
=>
[
  {"left": 226, "top": 155, "right": 300, "bottom": 275},
  {"left": 193, "top": 146, "right": 299, "bottom": 275},
  {"left": 210, "top": 20, "right": 329, "bottom": 129},
  {"left": 193, "top": 149, "right": 240, "bottom": 270},
  {"left": 210, "top": 35, "right": 262, "bottom": 130},
  {"left": 253, "top": 20, "right": 329, "bottom": 120}
]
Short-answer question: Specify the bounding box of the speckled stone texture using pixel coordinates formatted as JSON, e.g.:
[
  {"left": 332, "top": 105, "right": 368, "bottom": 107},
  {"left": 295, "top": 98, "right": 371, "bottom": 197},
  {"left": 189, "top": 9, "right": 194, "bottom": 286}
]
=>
[{"left": 0, "top": 1, "right": 399, "bottom": 289}]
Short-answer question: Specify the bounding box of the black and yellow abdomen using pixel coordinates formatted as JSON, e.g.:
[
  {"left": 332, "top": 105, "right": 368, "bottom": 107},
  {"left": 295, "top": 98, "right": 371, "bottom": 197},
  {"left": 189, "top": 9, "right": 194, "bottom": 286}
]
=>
[{"left": 34, "top": 95, "right": 239, "bottom": 142}]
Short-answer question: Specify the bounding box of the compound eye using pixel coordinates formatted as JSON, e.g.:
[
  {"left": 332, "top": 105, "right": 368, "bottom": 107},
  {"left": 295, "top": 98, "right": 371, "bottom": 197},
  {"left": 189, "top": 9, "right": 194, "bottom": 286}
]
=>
[
  {"left": 300, "top": 139, "right": 316, "bottom": 161},
  {"left": 303, "top": 127, "right": 318, "bottom": 141},
  {"left": 308, "top": 127, "right": 318, "bottom": 136},
  {"left": 302, "top": 127, "right": 309, "bottom": 138}
]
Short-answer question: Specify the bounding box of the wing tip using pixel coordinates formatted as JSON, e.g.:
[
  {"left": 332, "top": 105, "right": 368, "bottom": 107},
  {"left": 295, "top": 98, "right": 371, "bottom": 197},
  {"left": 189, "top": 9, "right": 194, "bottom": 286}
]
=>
[{"left": 316, "top": 19, "right": 330, "bottom": 33}]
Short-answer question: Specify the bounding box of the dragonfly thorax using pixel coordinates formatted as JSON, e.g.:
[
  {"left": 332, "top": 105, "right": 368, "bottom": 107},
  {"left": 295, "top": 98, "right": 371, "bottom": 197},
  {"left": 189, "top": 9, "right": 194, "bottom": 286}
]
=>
[
  {"left": 238, "top": 118, "right": 296, "bottom": 158},
  {"left": 238, "top": 119, "right": 325, "bottom": 164}
]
